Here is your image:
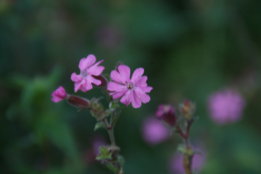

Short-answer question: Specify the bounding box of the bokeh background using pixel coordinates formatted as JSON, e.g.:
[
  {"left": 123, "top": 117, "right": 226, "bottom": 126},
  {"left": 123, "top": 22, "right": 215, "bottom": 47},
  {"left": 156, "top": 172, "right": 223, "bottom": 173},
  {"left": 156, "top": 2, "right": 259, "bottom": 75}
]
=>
[{"left": 1, "top": 0, "right": 261, "bottom": 173}]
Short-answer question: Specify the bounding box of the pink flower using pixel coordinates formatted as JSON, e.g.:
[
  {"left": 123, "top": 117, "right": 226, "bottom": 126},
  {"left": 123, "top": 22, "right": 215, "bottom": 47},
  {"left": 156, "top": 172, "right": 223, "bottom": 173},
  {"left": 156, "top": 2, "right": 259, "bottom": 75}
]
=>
[
  {"left": 169, "top": 145, "right": 206, "bottom": 174},
  {"left": 156, "top": 104, "right": 176, "bottom": 126},
  {"left": 71, "top": 54, "right": 105, "bottom": 92},
  {"left": 208, "top": 89, "right": 245, "bottom": 125},
  {"left": 142, "top": 117, "right": 169, "bottom": 144},
  {"left": 51, "top": 86, "right": 67, "bottom": 103},
  {"left": 107, "top": 65, "right": 153, "bottom": 108}
]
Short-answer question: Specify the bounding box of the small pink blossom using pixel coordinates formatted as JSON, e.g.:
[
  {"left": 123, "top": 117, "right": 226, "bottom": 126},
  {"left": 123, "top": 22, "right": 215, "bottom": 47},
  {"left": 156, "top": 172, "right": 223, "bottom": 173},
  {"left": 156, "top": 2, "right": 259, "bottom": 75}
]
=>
[
  {"left": 156, "top": 104, "right": 176, "bottom": 126},
  {"left": 142, "top": 117, "right": 169, "bottom": 144},
  {"left": 107, "top": 65, "right": 153, "bottom": 108},
  {"left": 51, "top": 86, "right": 67, "bottom": 103},
  {"left": 169, "top": 145, "right": 206, "bottom": 174},
  {"left": 71, "top": 54, "right": 105, "bottom": 92},
  {"left": 208, "top": 89, "right": 245, "bottom": 125}
]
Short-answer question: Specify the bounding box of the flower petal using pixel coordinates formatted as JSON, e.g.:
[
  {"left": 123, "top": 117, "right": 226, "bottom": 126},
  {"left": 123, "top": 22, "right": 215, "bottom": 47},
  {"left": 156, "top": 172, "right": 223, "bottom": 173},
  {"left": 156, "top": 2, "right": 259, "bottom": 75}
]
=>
[
  {"left": 134, "top": 87, "right": 151, "bottom": 103},
  {"left": 110, "top": 70, "right": 126, "bottom": 84},
  {"left": 131, "top": 92, "right": 142, "bottom": 108},
  {"left": 118, "top": 65, "right": 131, "bottom": 82},
  {"left": 107, "top": 82, "right": 127, "bottom": 92},
  {"left": 74, "top": 82, "right": 82, "bottom": 92},
  {"left": 131, "top": 68, "right": 144, "bottom": 82},
  {"left": 52, "top": 97, "right": 62, "bottom": 103},
  {"left": 87, "top": 60, "right": 105, "bottom": 76},
  {"left": 140, "top": 86, "right": 153, "bottom": 93},
  {"left": 120, "top": 90, "right": 132, "bottom": 106},
  {"left": 71, "top": 73, "right": 82, "bottom": 82},
  {"left": 79, "top": 54, "right": 96, "bottom": 70},
  {"left": 87, "top": 75, "right": 102, "bottom": 86},
  {"left": 135, "top": 76, "right": 148, "bottom": 87},
  {"left": 111, "top": 90, "right": 127, "bottom": 100}
]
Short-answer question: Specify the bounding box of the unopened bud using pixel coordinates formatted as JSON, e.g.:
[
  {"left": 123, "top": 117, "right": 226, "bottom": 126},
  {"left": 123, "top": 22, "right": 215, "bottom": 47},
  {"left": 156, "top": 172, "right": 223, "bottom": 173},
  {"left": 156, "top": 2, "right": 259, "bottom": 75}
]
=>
[
  {"left": 180, "top": 99, "right": 195, "bottom": 120},
  {"left": 156, "top": 104, "right": 176, "bottom": 126},
  {"left": 67, "top": 95, "right": 90, "bottom": 109},
  {"left": 93, "top": 75, "right": 108, "bottom": 87}
]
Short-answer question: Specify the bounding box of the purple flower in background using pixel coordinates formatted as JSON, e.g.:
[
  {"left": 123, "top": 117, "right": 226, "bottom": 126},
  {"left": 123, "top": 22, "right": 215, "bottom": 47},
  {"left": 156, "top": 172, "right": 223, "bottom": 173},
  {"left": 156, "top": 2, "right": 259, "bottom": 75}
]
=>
[
  {"left": 156, "top": 104, "right": 176, "bottom": 126},
  {"left": 107, "top": 65, "right": 153, "bottom": 108},
  {"left": 169, "top": 146, "right": 206, "bottom": 174},
  {"left": 71, "top": 54, "right": 105, "bottom": 92},
  {"left": 208, "top": 89, "right": 245, "bottom": 125},
  {"left": 51, "top": 86, "right": 67, "bottom": 103},
  {"left": 142, "top": 117, "right": 169, "bottom": 144}
]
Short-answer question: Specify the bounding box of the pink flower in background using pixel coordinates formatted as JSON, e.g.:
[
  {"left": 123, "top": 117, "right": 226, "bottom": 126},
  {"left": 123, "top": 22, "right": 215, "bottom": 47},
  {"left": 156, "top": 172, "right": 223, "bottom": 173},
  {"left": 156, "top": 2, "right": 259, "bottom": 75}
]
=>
[
  {"left": 107, "top": 65, "right": 153, "bottom": 108},
  {"left": 169, "top": 146, "right": 206, "bottom": 174},
  {"left": 208, "top": 89, "right": 245, "bottom": 125},
  {"left": 83, "top": 136, "right": 107, "bottom": 164},
  {"left": 51, "top": 86, "right": 67, "bottom": 103},
  {"left": 156, "top": 104, "right": 176, "bottom": 126},
  {"left": 71, "top": 54, "right": 105, "bottom": 92},
  {"left": 142, "top": 117, "right": 169, "bottom": 144}
]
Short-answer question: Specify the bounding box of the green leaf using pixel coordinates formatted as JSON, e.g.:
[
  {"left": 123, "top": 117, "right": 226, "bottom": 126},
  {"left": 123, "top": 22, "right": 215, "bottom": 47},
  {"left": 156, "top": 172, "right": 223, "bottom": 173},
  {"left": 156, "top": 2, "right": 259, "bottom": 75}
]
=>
[
  {"left": 177, "top": 144, "right": 186, "bottom": 154},
  {"left": 106, "top": 162, "right": 120, "bottom": 173},
  {"left": 109, "top": 101, "right": 120, "bottom": 110},
  {"left": 94, "top": 122, "right": 106, "bottom": 131},
  {"left": 117, "top": 155, "right": 125, "bottom": 167},
  {"left": 96, "top": 146, "right": 112, "bottom": 160}
]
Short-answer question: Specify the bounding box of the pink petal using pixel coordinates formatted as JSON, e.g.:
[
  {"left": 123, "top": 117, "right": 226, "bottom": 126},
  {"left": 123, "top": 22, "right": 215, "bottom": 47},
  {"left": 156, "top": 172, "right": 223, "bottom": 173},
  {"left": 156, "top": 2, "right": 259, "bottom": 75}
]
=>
[
  {"left": 82, "top": 79, "right": 93, "bottom": 91},
  {"left": 120, "top": 90, "right": 132, "bottom": 106},
  {"left": 87, "top": 75, "right": 102, "bottom": 86},
  {"left": 74, "top": 82, "right": 82, "bottom": 92},
  {"left": 134, "top": 87, "right": 151, "bottom": 103},
  {"left": 140, "top": 86, "right": 153, "bottom": 93},
  {"left": 118, "top": 65, "right": 131, "bottom": 82},
  {"left": 111, "top": 90, "right": 127, "bottom": 100},
  {"left": 87, "top": 60, "right": 105, "bottom": 76},
  {"left": 71, "top": 73, "right": 82, "bottom": 82},
  {"left": 135, "top": 76, "right": 148, "bottom": 87},
  {"left": 107, "top": 82, "right": 127, "bottom": 92},
  {"left": 52, "top": 97, "right": 62, "bottom": 103},
  {"left": 79, "top": 54, "right": 96, "bottom": 70},
  {"left": 131, "top": 68, "right": 144, "bottom": 82},
  {"left": 110, "top": 70, "right": 126, "bottom": 84},
  {"left": 131, "top": 92, "right": 142, "bottom": 108}
]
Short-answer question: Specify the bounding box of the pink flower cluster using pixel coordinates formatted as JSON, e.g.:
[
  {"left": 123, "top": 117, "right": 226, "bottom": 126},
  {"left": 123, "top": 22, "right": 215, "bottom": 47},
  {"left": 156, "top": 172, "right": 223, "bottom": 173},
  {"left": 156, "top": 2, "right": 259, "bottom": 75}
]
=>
[
  {"left": 51, "top": 54, "right": 152, "bottom": 109},
  {"left": 208, "top": 89, "right": 245, "bottom": 125}
]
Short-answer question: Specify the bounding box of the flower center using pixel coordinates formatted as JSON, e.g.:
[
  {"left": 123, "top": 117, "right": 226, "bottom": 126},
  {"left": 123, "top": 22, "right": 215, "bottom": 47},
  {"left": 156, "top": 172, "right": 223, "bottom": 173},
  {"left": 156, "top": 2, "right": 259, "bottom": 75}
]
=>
[
  {"left": 127, "top": 82, "right": 134, "bottom": 90},
  {"left": 81, "top": 71, "right": 88, "bottom": 77}
]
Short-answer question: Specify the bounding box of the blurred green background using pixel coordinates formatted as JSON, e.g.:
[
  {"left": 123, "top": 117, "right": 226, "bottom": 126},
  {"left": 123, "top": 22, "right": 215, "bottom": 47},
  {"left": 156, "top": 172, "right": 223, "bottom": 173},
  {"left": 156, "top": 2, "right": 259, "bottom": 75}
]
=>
[{"left": 1, "top": 0, "right": 261, "bottom": 173}]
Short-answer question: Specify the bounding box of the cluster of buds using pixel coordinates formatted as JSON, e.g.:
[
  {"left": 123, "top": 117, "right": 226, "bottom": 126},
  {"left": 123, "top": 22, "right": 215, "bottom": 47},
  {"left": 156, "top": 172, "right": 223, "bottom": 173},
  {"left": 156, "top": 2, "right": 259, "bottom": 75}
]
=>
[{"left": 155, "top": 99, "right": 198, "bottom": 174}]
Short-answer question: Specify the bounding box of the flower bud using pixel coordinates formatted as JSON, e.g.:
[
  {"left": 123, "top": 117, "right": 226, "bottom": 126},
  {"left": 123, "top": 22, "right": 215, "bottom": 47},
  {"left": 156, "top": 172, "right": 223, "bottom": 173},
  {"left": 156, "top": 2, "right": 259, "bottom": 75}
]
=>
[
  {"left": 67, "top": 95, "right": 90, "bottom": 109},
  {"left": 93, "top": 75, "right": 108, "bottom": 87},
  {"left": 115, "top": 61, "right": 123, "bottom": 72},
  {"left": 180, "top": 99, "right": 195, "bottom": 120},
  {"left": 51, "top": 86, "right": 67, "bottom": 103},
  {"left": 156, "top": 104, "right": 176, "bottom": 126}
]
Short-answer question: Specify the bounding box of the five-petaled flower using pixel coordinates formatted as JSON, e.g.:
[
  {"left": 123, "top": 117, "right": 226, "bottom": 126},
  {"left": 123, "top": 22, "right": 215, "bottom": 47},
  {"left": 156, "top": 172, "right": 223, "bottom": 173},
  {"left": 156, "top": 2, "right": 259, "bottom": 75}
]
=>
[
  {"left": 107, "top": 65, "right": 153, "bottom": 108},
  {"left": 71, "top": 54, "right": 105, "bottom": 92},
  {"left": 51, "top": 86, "right": 67, "bottom": 103}
]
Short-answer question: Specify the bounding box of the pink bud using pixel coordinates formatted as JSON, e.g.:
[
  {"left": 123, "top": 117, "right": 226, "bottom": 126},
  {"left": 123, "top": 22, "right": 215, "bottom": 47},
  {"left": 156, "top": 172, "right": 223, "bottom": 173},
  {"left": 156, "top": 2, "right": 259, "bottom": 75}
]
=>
[
  {"left": 51, "top": 86, "right": 67, "bottom": 103},
  {"left": 180, "top": 99, "right": 195, "bottom": 120},
  {"left": 156, "top": 104, "right": 176, "bottom": 126}
]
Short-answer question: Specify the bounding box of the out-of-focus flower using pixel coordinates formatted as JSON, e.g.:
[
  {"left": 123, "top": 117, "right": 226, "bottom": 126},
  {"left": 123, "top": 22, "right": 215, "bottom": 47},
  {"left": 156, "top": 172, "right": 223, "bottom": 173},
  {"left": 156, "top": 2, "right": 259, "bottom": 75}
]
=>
[
  {"left": 142, "top": 117, "right": 169, "bottom": 144},
  {"left": 107, "top": 65, "right": 153, "bottom": 108},
  {"left": 83, "top": 136, "right": 107, "bottom": 164},
  {"left": 208, "top": 89, "right": 245, "bottom": 125},
  {"left": 169, "top": 145, "right": 206, "bottom": 174},
  {"left": 156, "top": 104, "right": 176, "bottom": 126},
  {"left": 51, "top": 86, "right": 67, "bottom": 103},
  {"left": 71, "top": 54, "right": 105, "bottom": 92}
]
